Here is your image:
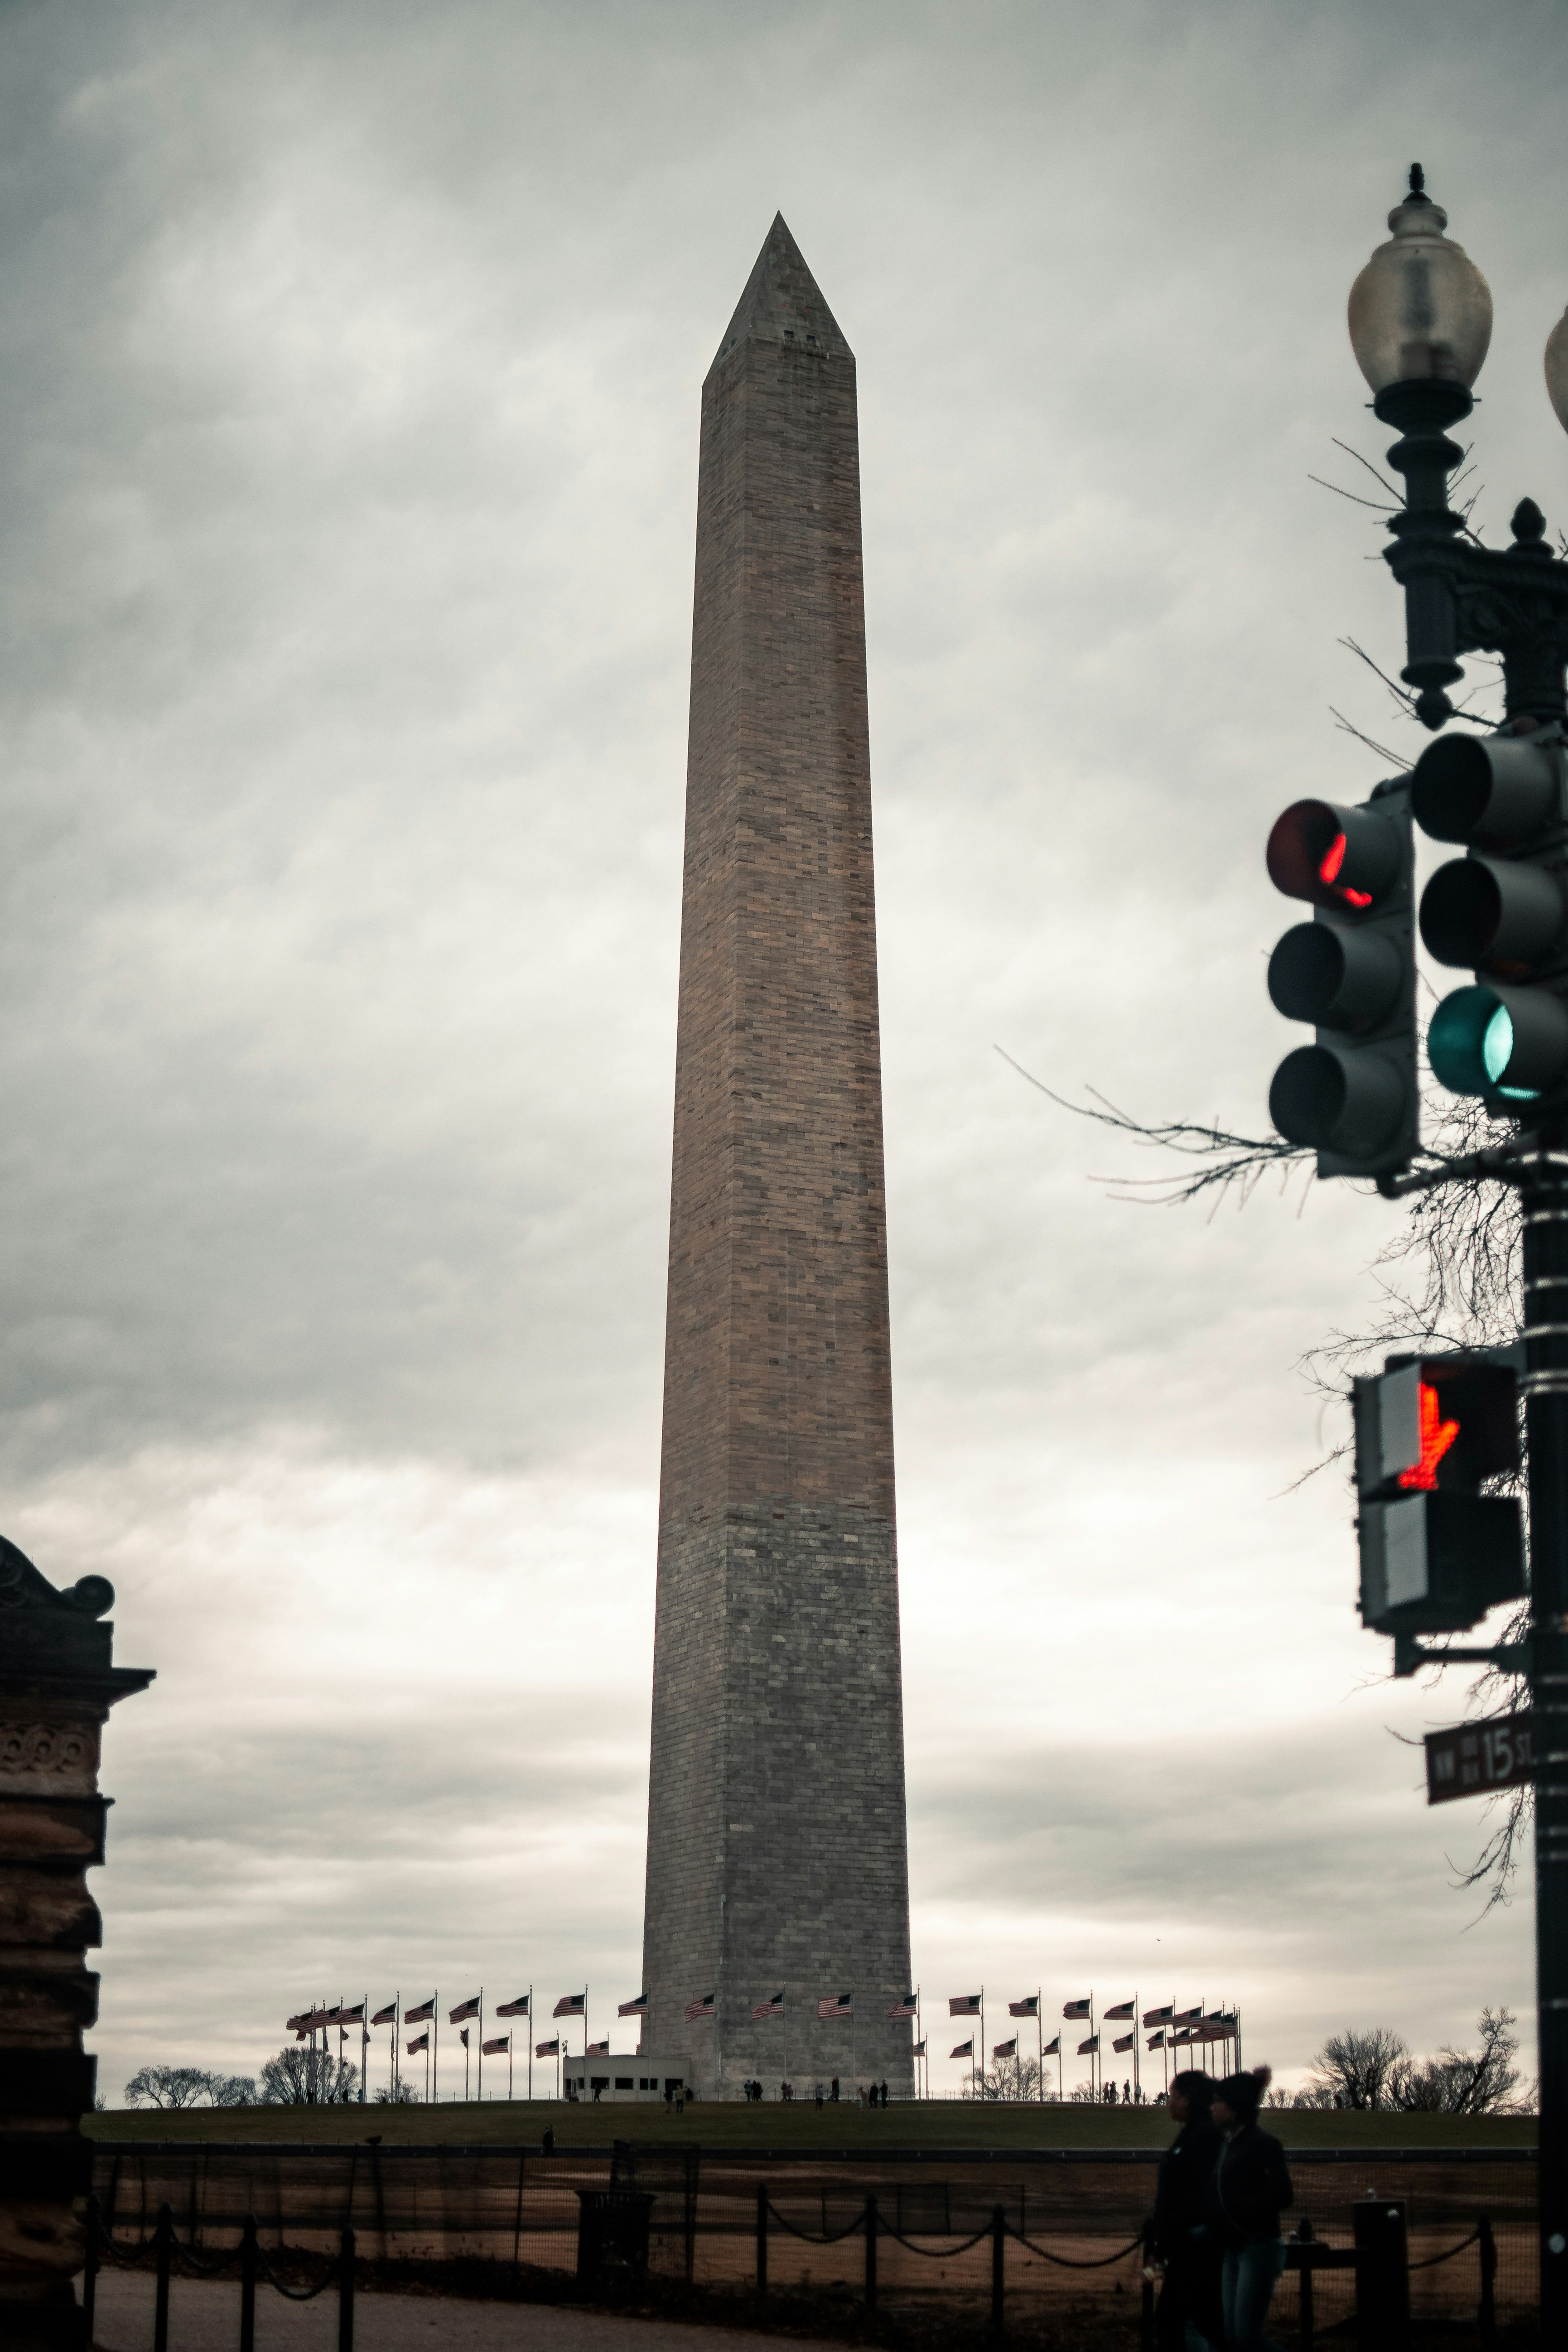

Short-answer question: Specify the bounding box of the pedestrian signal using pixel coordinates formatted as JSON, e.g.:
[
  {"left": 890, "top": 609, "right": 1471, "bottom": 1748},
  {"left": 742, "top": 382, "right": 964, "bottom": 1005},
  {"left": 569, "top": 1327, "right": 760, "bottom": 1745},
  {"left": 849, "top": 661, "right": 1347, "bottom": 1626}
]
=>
[
  {"left": 1352, "top": 1352, "right": 1524, "bottom": 1639},
  {"left": 1265, "top": 782, "right": 1417, "bottom": 1176},
  {"left": 1412, "top": 732, "right": 1568, "bottom": 1103}
]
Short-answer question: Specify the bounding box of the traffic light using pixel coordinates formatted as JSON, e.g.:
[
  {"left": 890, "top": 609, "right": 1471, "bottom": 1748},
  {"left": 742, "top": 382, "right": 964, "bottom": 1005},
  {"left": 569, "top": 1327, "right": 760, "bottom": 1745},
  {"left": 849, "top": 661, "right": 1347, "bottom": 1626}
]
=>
[
  {"left": 1265, "top": 782, "right": 1418, "bottom": 1176},
  {"left": 1353, "top": 1351, "right": 1524, "bottom": 1640},
  {"left": 1413, "top": 732, "right": 1568, "bottom": 1104}
]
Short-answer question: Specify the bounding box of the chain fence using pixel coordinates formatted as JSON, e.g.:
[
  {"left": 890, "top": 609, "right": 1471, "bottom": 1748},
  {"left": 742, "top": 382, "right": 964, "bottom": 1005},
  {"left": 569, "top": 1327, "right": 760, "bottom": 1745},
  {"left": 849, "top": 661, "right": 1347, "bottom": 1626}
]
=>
[{"left": 89, "top": 2138, "right": 1538, "bottom": 2347}]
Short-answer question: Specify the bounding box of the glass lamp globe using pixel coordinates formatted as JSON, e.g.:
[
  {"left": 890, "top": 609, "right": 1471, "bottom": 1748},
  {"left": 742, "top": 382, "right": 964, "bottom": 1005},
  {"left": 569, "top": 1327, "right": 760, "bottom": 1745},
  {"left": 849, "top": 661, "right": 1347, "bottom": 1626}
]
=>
[
  {"left": 1348, "top": 166, "right": 1492, "bottom": 394},
  {"left": 1546, "top": 306, "right": 1568, "bottom": 436}
]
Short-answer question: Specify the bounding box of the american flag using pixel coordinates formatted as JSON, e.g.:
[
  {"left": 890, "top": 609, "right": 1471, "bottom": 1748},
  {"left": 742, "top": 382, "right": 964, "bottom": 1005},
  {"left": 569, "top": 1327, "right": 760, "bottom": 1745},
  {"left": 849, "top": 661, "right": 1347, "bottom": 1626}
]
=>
[
  {"left": 1063, "top": 1998, "right": 1091, "bottom": 2019},
  {"left": 1077, "top": 2034, "right": 1100, "bottom": 2055},
  {"left": 1104, "top": 2001, "right": 1134, "bottom": 2022},
  {"left": 1043, "top": 2036, "right": 1060, "bottom": 2056},
  {"left": 618, "top": 1992, "right": 649, "bottom": 2016},
  {"left": 948, "top": 1993, "right": 981, "bottom": 2017},
  {"left": 450, "top": 1996, "right": 480, "bottom": 2024},
  {"left": 950, "top": 2038, "right": 974, "bottom": 2059},
  {"left": 460, "top": 2028, "right": 470, "bottom": 2048},
  {"left": 1147, "top": 2031, "right": 1166, "bottom": 2050},
  {"left": 1142, "top": 2004, "right": 1174, "bottom": 2027},
  {"left": 685, "top": 1993, "right": 716, "bottom": 2023},
  {"left": 992, "top": 2037, "right": 1017, "bottom": 2059},
  {"left": 371, "top": 2003, "right": 397, "bottom": 2027},
  {"left": 536, "top": 2037, "right": 560, "bottom": 2058},
  {"left": 554, "top": 1993, "right": 587, "bottom": 2019},
  {"left": 1008, "top": 1996, "right": 1038, "bottom": 2018},
  {"left": 497, "top": 1995, "right": 530, "bottom": 2018},
  {"left": 406, "top": 1999, "right": 435, "bottom": 2024},
  {"left": 587, "top": 2039, "right": 609, "bottom": 2055},
  {"left": 483, "top": 2037, "right": 508, "bottom": 2055},
  {"left": 406, "top": 2033, "right": 428, "bottom": 2055},
  {"left": 886, "top": 1995, "right": 918, "bottom": 2020},
  {"left": 285, "top": 2013, "right": 312, "bottom": 2034},
  {"left": 753, "top": 1993, "right": 786, "bottom": 2020},
  {"left": 818, "top": 1992, "right": 853, "bottom": 2020},
  {"left": 912, "top": 2039, "right": 926, "bottom": 2057},
  {"left": 1112, "top": 2032, "right": 1135, "bottom": 2053},
  {"left": 1172, "top": 2005, "right": 1202, "bottom": 2025}
]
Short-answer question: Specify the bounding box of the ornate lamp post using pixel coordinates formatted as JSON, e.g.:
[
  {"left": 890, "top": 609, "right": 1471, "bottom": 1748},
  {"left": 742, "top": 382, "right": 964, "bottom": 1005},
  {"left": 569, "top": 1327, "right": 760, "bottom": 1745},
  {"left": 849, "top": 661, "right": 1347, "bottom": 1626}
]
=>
[{"left": 1349, "top": 165, "right": 1568, "bottom": 2331}]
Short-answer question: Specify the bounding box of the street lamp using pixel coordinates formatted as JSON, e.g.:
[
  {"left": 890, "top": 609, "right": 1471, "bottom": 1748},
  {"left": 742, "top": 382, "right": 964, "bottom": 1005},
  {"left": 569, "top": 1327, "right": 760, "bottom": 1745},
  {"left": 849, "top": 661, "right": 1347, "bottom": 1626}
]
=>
[{"left": 1349, "top": 165, "right": 1568, "bottom": 2332}]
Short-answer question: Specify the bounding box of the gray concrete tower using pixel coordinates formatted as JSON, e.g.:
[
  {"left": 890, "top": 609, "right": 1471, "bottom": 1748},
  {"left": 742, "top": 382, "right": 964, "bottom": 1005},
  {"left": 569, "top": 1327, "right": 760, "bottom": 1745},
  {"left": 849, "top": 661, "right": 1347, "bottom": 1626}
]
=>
[{"left": 639, "top": 217, "right": 913, "bottom": 2098}]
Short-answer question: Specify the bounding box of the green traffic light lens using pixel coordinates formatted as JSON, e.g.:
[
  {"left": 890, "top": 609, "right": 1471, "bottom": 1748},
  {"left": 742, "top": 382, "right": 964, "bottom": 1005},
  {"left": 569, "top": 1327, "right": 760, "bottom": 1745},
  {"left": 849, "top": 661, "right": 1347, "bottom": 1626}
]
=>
[
  {"left": 1428, "top": 985, "right": 1543, "bottom": 1100},
  {"left": 1481, "top": 1005, "right": 1513, "bottom": 1085}
]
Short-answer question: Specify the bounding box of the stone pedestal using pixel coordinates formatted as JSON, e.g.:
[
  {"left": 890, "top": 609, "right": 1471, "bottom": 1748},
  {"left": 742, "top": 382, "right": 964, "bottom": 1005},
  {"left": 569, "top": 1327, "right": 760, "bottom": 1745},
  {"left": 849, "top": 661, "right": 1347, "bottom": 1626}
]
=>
[{"left": 0, "top": 1537, "right": 152, "bottom": 2348}]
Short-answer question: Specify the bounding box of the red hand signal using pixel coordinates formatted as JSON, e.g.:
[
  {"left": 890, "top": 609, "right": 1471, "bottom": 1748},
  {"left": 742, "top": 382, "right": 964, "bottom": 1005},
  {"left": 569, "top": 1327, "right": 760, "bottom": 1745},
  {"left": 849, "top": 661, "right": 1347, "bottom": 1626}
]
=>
[{"left": 1397, "top": 1382, "right": 1461, "bottom": 1490}]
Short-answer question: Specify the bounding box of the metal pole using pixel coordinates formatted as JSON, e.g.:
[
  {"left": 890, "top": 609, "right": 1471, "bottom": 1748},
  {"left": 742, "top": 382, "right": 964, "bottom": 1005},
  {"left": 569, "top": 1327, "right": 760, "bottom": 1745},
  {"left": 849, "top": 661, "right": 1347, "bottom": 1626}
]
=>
[
  {"left": 433, "top": 1989, "right": 439, "bottom": 2106},
  {"left": 361, "top": 1992, "right": 367, "bottom": 2102},
  {"left": 153, "top": 2202, "right": 172, "bottom": 2352},
  {"left": 528, "top": 1986, "right": 534, "bottom": 2104},
  {"left": 990, "top": 2203, "right": 1005, "bottom": 2338},
  {"left": 478, "top": 1990, "right": 484, "bottom": 2103},
  {"left": 82, "top": 2193, "right": 98, "bottom": 2338},
  {"left": 864, "top": 2194, "right": 877, "bottom": 2313},
  {"left": 240, "top": 2213, "right": 257, "bottom": 2352},
  {"left": 1522, "top": 1147, "right": 1568, "bottom": 2333},
  {"left": 339, "top": 2223, "right": 356, "bottom": 2352},
  {"left": 1036, "top": 1993, "right": 1042, "bottom": 2105}
]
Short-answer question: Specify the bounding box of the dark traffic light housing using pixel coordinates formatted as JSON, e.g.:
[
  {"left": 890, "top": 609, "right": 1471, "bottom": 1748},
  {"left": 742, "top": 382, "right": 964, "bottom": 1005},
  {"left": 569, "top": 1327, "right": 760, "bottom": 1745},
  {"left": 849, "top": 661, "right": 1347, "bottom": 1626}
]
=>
[
  {"left": 1413, "top": 732, "right": 1568, "bottom": 1105},
  {"left": 1353, "top": 1350, "right": 1524, "bottom": 1643},
  {"left": 1266, "top": 781, "right": 1417, "bottom": 1176}
]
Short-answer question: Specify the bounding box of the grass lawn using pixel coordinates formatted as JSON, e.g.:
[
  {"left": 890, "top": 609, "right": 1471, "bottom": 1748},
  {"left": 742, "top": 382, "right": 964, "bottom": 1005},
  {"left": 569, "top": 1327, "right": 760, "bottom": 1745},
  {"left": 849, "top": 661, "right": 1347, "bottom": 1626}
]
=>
[{"left": 85, "top": 2099, "right": 1536, "bottom": 2152}]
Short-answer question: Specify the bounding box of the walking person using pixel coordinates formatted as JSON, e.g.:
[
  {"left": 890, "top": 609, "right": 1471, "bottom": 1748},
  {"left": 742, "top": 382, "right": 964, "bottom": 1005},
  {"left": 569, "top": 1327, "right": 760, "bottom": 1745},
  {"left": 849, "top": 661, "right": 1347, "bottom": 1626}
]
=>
[
  {"left": 1144, "top": 2069, "right": 1223, "bottom": 2352},
  {"left": 1203, "top": 2069, "right": 1293, "bottom": 2352}
]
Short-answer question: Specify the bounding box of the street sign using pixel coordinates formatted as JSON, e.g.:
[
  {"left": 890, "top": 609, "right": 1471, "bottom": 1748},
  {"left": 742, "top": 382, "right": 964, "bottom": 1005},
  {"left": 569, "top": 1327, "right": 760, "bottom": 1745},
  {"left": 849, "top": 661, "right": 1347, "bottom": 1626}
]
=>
[{"left": 1424, "top": 1712, "right": 1534, "bottom": 1806}]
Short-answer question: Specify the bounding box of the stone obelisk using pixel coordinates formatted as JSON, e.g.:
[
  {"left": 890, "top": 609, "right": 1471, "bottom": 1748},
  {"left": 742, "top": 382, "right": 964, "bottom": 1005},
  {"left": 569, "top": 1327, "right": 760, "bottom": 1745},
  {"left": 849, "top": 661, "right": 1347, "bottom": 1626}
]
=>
[{"left": 640, "top": 216, "right": 913, "bottom": 2098}]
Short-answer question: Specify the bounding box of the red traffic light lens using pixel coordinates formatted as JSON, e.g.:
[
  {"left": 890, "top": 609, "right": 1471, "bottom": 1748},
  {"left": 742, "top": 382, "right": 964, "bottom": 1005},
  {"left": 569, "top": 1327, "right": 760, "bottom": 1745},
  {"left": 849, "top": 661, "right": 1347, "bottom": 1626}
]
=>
[{"left": 1267, "top": 800, "right": 1400, "bottom": 911}]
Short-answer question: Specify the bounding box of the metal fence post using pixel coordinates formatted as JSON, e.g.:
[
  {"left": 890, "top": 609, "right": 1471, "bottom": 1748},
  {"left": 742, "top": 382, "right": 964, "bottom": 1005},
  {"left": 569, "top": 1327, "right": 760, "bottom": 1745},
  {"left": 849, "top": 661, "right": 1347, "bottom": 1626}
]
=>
[
  {"left": 756, "top": 2183, "right": 768, "bottom": 2294},
  {"left": 990, "top": 2203, "right": 1005, "bottom": 2338},
  {"left": 339, "top": 2222, "right": 356, "bottom": 2352},
  {"left": 1352, "top": 2197, "right": 1409, "bottom": 2352},
  {"left": 1478, "top": 2213, "right": 1496, "bottom": 2346},
  {"left": 153, "top": 2201, "right": 172, "bottom": 2352},
  {"left": 239, "top": 2213, "right": 257, "bottom": 2352},
  {"left": 82, "top": 2192, "right": 98, "bottom": 2340},
  {"left": 864, "top": 2193, "right": 877, "bottom": 2314}
]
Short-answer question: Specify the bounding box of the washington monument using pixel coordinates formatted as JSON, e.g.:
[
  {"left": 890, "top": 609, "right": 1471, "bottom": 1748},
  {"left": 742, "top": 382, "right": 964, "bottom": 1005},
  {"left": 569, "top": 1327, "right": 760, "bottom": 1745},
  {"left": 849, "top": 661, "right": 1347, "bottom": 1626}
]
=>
[{"left": 640, "top": 216, "right": 914, "bottom": 2097}]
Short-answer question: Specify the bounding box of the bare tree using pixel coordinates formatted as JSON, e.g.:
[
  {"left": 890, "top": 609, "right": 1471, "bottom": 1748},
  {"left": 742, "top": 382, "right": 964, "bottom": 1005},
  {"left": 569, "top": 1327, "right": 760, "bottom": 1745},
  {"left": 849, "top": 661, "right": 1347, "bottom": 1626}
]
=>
[
  {"left": 1305, "top": 2025, "right": 1412, "bottom": 2110},
  {"left": 124, "top": 2064, "right": 256, "bottom": 2109},
  {"left": 258, "top": 2044, "right": 360, "bottom": 2105},
  {"left": 1389, "top": 2006, "right": 1527, "bottom": 2115}
]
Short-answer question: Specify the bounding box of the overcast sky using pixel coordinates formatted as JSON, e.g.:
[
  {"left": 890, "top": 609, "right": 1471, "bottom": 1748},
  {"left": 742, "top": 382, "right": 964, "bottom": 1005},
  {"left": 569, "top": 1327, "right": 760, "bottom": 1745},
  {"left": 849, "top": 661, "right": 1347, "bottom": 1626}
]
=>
[{"left": 6, "top": 0, "right": 1565, "bottom": 2104}]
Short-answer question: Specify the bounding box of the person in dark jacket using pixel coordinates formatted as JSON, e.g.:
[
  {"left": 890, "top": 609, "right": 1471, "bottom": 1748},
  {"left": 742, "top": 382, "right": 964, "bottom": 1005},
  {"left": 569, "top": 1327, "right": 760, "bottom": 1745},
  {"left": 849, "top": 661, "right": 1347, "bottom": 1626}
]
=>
[
  {"left": 1145, "top": 2069, "right": 1223, "bottom": 2350},
  {"left": 1203, "top": 2069, "right": 1293, "bottom": 2351}
]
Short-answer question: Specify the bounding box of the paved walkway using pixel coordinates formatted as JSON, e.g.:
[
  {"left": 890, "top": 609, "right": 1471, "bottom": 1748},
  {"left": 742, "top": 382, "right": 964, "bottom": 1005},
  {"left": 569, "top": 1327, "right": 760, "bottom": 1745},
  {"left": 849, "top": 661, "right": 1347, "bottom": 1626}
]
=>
[{"left": 92, "top": 2274, "right": 782, "bottom": 2352}]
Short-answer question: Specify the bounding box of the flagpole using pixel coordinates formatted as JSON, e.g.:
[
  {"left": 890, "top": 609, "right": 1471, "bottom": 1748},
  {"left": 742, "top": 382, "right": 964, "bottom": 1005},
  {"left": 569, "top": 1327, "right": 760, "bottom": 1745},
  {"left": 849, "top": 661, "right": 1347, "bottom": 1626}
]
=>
[
  {"left": 478, "top": 1991, "right": 484, "bottom": 2104},
  {"left": 1036, "top": 1990, "right": 1042, "bottom": 2105},
  {"left": 361, "top": 1993, "right": 368, "bottom": 2104},
  {"left": 528, "top": 1986, "right": 534, "bottom": 2104},
  {"left": 1132, "top": 1991, "right": 1139, "bottom": 2104},
  {"left": 1091, "top": 1994, "right": 1097, "bottom": 2100},
  {"left": 434, "top": 1990, "right": 439, "bottom": 2106},
  {"left": 979, "top": 1986, "right": 984, "bottom": 2101}
]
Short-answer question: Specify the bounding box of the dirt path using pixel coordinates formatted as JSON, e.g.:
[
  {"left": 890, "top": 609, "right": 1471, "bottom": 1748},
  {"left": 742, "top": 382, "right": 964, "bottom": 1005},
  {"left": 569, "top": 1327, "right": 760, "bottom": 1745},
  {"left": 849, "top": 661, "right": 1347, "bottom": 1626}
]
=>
[{"left": 91, "top": 2274, "right": 793, "bottom": 2352}]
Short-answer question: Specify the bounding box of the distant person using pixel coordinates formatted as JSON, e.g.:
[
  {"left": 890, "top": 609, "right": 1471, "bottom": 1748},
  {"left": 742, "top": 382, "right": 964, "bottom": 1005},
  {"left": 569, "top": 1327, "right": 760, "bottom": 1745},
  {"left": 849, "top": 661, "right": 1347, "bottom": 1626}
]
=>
[
  {"left": 879, "top": 2080, "right": 888, "bottom": 2107},
  {"left": 830, "top": 2077, "right": 840, "bottom": 2102},
  {"left": 782, "top": 2082, "right": 792, "bottom": 2102},
  {"left": 1144, "top": 2068, "right": 1222, "bottom": 2352},
  {"left": 1204, "top": 2069, "right": 1293, "bottom": 2352},
  {"left": 542, "top": 2126, "right": 555, "bottom": 2154}
]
